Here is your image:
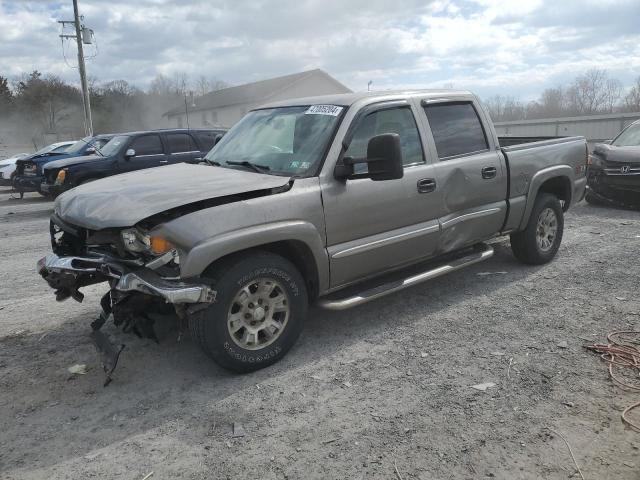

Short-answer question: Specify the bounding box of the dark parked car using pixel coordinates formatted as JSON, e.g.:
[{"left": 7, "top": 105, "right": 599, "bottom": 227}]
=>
[
  {"left": 13, "top": 136, "right": 112, "bottom": 196},
  {"left": 41, "top": 128, "right": 226, "bottom": 197},
  {"left": 587, "top": 119, "right": 640, "bottom": 206}
]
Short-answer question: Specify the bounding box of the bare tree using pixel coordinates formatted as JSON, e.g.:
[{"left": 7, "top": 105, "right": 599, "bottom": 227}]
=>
[
  {"left": 195, "top": 75, "right": 210, "bottom": 97},
  {"left": 483, "top": 95, "right": 525, "bottom": 121},
  {"left": 566, "top": 68, "right": 614, "bottom": 115},
  {"left": 149, "top": 74, "right": 176, "bottom": 97},
  {"left": 603, "top": 78, "right": 622, "bottom": 113},
  {"left": 538, "top": 87, "right": 566, "bottom": 117},
  {"left": 623, "top": 76, "right": 640, "bottom": 112}
]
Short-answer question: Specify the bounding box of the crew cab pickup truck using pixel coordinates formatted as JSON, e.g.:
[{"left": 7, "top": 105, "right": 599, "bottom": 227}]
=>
[
  {"left": 38, "top": 90, "right": 587, "bottom": 379},
  {"left": 40, "top": 128, "right": 226, "bottom": 197}
]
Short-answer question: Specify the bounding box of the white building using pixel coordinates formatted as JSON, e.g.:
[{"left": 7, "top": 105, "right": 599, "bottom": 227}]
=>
[{"left": 164, "top": 69, "right": 352, "bottom": 129}]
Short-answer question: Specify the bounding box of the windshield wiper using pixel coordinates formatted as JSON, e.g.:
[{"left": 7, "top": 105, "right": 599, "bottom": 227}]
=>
[{"left": 225, "top": 160, "right": 271, "bottom": 173}]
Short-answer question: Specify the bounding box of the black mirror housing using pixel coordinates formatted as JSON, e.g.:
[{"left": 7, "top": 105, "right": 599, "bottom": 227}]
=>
[
  {"left": 334, "top": 133, "right": 403, "bottom": 181},
  {"left": 366, "top": 133, "right": 403, "bottom": 181}
]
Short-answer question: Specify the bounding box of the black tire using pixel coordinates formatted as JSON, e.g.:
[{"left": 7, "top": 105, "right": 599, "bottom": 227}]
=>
[
  {"left": 510, "top": 193, "right": 564, "bottom": 265},
  {"left": 189, "top": 251, "right": 307, "bottom": 373}
]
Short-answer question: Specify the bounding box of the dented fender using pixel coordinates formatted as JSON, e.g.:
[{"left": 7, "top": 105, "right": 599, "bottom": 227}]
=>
[{"left": 178, "top": 220, "right": 329, "bottom": 291}]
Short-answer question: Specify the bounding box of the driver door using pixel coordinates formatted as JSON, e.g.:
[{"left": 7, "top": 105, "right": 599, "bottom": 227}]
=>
[
  {"left": 120, "top": 134, "right": 167, "bottom": 173},
  {"left": 321, "top": 102, "right": 443, "bottom": 288}
]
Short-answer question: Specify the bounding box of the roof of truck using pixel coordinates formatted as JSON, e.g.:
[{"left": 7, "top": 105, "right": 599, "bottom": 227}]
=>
[{"left": 260, "top": 89, "right": 475, "bottom": 109}]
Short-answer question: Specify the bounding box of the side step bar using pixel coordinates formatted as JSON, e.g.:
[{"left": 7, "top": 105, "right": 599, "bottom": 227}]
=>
[{"left": 317, "top": 243, "right": 494, "bottom": 311}]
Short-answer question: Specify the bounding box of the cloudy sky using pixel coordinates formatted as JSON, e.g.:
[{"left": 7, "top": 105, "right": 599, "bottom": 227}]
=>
[{"left": 1, "top": 0, "right": 639, "bottom": 100}]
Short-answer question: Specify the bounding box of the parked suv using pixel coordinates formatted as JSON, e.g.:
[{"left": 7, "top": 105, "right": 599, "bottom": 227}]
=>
[
  {"left": 587, "top": 119, "right": 640, "bottom": 206},
  {"left": 41, "top": 128, "right": 226, "bottom": 197},
  {"left": 38, "top": 91, "right": 586, "bottom": 379},
  {"left": 13, "top": 137, "right": 111, "bottom": 196}
]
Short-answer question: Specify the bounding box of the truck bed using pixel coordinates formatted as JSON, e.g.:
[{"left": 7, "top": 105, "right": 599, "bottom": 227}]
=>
[
  {"left": 498, "top": 135, "right": 567, "bottom": 147},
  {"left": 499, "top": 135, "right": 587, "bottom": 232}
]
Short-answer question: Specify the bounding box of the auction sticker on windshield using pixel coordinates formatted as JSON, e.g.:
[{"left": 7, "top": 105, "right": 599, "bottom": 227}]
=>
[{"left": 305, "top": 105, "right": 343, "bottom": 116}]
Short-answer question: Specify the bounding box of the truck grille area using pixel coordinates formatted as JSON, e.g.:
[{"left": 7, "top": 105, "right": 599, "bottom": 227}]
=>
[
  {"left": 45, "top": 169, "right": 58, "bottom": 184},
  {"left": 50, "top": 214, "right": 87, "bottom": 256}
]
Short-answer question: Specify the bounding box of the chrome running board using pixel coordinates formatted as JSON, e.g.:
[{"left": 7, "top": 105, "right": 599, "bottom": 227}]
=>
[{"left": 317, "top": 243, "right": 494, "bottom": 311}]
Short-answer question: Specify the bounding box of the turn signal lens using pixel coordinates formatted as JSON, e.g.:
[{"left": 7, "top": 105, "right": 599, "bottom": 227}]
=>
[
  {"left": 150, "top": 236, "right": 174, "bottom": 255},
  {"left": 55, "top": 169, "right": 67, "bottom": 185}
]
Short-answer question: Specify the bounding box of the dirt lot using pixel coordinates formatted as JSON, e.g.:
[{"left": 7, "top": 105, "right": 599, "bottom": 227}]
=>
[{"left": 1, "top": 188, "right": 639, "bottom": 480}]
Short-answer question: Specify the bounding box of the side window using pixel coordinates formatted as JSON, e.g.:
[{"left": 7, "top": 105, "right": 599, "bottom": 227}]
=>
[
  {"left": 423, "top": 102, "right": 489, "bottom": 159},
  {"left": 344, "top": 107, "right": 424, "bottom": 172},
  {"left": 166, "top": 133, "right": 197, "bottom": 154},
  {"left": 130, "top": 135, "right": 163, "bottom": 156},
  {"left": 194, "top": 131, "right": 217, "bottom": 151}
]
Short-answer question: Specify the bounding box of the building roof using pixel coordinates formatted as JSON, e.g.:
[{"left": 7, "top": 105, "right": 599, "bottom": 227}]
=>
[
  {"left": 164, "top": 69, "right": 351, "bottom": 117},
  {"left": 261, "top": 89, "right": 475, "bottom": 109}
]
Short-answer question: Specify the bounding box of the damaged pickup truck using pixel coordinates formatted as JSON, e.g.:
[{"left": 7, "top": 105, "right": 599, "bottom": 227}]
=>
[{"left": 38, "top": 90, "right": 587, "bottom": 377}]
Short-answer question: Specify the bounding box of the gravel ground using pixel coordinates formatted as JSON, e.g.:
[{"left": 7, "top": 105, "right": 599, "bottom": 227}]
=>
[{"left": 1, "top": 188, "right": 639, "bottom": 480}]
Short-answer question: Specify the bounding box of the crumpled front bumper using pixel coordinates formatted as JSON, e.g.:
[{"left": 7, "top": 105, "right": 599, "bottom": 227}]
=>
[
  {"left": 37, "top": 253, "right": 216, "bottom": 304},
  {"left": 13, "top": 174, "right": 44, "bottom": 192}
]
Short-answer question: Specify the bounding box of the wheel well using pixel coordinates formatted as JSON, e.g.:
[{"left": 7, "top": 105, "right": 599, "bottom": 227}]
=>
[
  {"left": 204, "top": 241, "right": 320, "bottom": 303},
  {"left": 538, "top": 176, "right": 571, "bottom": 211}
]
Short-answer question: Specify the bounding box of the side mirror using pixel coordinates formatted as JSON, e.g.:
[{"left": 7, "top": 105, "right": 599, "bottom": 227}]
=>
[
  {"left": 85, "top": 147, "right": 96, "bottom": 154},
  {"left": 124, "top": 148, "right": 136, "bottom": 159},
  {"left": 334, "top": 133, "right": 404, "bottom": 181},
  {"left": 213, "top": 134, "right": 224, "bottom": 146}
]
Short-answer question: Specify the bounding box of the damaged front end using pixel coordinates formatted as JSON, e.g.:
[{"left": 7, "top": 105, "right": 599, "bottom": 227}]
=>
[{"left": 38, "top": 214, "right": 216, "bottom": 385}]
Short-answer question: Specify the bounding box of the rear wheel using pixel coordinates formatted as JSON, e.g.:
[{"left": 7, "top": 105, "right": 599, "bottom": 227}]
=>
[
  {"left": 189, "top": 252, "right": 307, "bottom": 373},
  {"left": 510, "top": 193, "right": 564, "bottom": 265}
]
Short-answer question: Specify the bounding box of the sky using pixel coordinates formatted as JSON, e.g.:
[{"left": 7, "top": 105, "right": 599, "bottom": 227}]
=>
[{"left": 0, "top": 0, "right": 639, "bottom": 101}]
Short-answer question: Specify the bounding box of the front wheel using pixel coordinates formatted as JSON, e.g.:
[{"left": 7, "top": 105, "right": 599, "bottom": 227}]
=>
[
  {"left": 189, "top": 252, "right": 307, "bottom": 373},
  {"left": 510, "top": 193, "right": 564, "bottom": 265}
]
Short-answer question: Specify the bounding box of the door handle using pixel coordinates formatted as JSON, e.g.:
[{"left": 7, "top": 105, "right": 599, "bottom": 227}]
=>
[
  {"left": 417, "top": 178, "right": 436, "bottom": 193},
  {"left": 159, "top": 160, "right": 168, "bottom": 163},
  {"left": 481, "top": 166, "right": 497, "bottom": 179}
]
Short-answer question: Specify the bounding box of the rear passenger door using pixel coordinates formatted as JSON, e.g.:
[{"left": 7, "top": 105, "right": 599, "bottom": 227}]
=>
[
  {"left": 123, "top": 134, "right": 167, "bottom": 172},
  {"left": 420, "top": 100, "right": 508, "bottom": 253},
  {"left": 164, "top": 132, "right": 201, "bottom": 164}
]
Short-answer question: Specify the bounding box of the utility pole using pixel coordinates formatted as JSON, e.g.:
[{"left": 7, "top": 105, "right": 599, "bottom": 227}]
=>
[{"left": 59, "top": 0, "right": 93, "bottom": 136}]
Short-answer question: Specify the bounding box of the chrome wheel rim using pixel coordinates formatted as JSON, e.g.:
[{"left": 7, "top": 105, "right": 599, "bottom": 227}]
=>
[
  {"left": 536, "top": 207, "right": 558, "bottom": 252},
  {"left": 227, "top": 278, "right": 290, "bottom": 350}
]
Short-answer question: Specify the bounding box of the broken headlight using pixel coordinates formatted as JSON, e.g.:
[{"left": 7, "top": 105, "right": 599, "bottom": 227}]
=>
[
  {"left": 121, "top": 228, "right": 175, "bottom": 256},
  {"left": 121, "top": 228, "right": 151, "bottom": 252}
]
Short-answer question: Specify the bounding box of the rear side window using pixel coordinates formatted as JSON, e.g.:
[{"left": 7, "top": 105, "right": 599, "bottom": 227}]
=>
[
  {"left": 130, "top": 135, "right": 163, "bottom": 156},
  {"left": 166, "top": 133, "right": 197, "bottom": 153},
  {"left": 424, "top": 102, "right": 488, "bottom": 159}
]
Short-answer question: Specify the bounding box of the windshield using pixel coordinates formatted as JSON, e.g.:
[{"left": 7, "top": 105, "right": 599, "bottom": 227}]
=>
[
  {"left": 612, "top": 123, "right": 640, "bottom": 147},
  {"left": 34, "top": 143, "right": 69, "bottom": 155},
  {"left": 205, "top": 105, "right": 344, "bottom": 176},
  {"left": 64, "top": 136, "right": 109, "bottom": 155},
  {"left": 99, "top": 135, "right": 129, "bottom": 156}
]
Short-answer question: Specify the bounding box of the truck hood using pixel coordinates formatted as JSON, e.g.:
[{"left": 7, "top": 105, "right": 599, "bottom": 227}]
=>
[
  {"left": 21, "top": 152, "right": 76, "bottom": 166},
  {"left": 44, "top": 154, "right": 102, "bottom": 170},
  {"left": 593, "top": 143, "right": 640, "bottom": 164},
  {"left": 55, "top": 163, "right": 290, "bottom": 230}
]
